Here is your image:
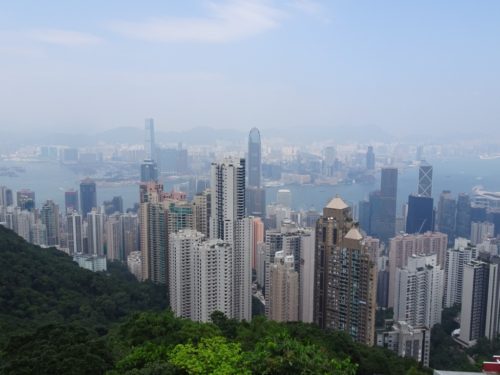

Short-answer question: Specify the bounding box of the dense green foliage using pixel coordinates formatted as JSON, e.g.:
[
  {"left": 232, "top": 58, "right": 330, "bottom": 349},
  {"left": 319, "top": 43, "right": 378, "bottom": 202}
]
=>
[
  {"left": 0, "top": 225, "right": 167, "bottom": 346},
  {"left": 429, "top": 305, "right": 479, "bottom": 372},
  {"left": 0, "top": 227, "right": 430, "bottom": 374}
]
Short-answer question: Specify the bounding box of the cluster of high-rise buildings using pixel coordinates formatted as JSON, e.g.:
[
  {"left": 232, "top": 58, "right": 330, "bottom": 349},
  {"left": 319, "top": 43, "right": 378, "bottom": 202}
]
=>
[{"left": 5, "top": 122, "right": 500, "bottom": 370}]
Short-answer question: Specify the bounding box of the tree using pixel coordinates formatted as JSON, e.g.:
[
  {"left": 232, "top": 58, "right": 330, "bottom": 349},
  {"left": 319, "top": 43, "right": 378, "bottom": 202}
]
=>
[{"left": 169, "top": 336, "right": 250, "bottom": 374}]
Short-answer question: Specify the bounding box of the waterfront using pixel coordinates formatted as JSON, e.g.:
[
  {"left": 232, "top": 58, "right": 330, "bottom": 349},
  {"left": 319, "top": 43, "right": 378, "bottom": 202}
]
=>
[{"left": 1, "top": 157, "right": 500, "bottom": 213}]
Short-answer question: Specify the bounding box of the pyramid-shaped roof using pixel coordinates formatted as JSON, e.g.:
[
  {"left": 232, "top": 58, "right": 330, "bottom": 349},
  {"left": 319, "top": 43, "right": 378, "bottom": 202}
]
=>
[
  {"left": 326, "top": 195, "right": 349, "bottom": 210},
  {"left": 345, "top": 227, "right": 363, "bottom": 241}
]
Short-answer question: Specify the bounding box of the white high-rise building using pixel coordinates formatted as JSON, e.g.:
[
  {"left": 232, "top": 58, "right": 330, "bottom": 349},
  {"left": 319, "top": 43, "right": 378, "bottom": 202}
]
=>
[
  {"left": 87, "top": 208, "right": 104, "bottom": 256},
  {"left": 16, "top": 209, "right": 34, "bottom": 242},
  {"left": 444, "top": 238, "right": 476, "bottom": 308},
  {"left": 169, "top": 230, "right": 205, "bottom": 319},
  {"left": 209, "top": 158, "right": 252, "bottom": 321},
  {"left": 471, "top": 221, "right": 495, "bottom": 246},
  {"left": 388, "top": 232, "right": 448, "bottom": 308},
  {"left": 106, "top": 214, "right": 122, "bottom": 260},
  {"left": 394, "top": 254, "right": 444, "bottom": 329},
  {"left": 264, "top": 220, "right": 315, "bottom": 322},
  {"left": 267, "top": 251, "right": 299, "bottom": 322},
  {"left": 376, "top": 321, "right": 430, "bottom": 367},
  {"left": 276, "top": 189, "right": 292, "bottom": 209},
  {"left": 67, "top": 211, "right": 83, "bottom": 254},
  {"left": 210, "top": 158, "right": 245, "bottom": 241},
  {"left": 192, "top": 239, "right": 234, "bottom": 322}
]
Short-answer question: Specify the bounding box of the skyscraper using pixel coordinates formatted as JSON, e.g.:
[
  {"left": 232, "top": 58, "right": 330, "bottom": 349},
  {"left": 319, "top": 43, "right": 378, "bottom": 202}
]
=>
[
  {"left": 17, "top": 189, "right": 35, "bottom": 211},
  {"left": 406, "top": 194, "right": 434, "bottom": 234},
  {"left": 267, "top": 251, "right": 299, "bottom": 322},
  {"left": 67, "top": 211, "right": 83, "bottom": 254},
  {"left": 120, "top": 213, "right": 139, "bottom": 259},
  {"left": 248, "top": 128, "right": 261, "bottom": 188},
  {"left": 80, "top": 179, "right": 97, "bottom": 216},
  {"left": 459, "top": 259, "right": 489, "bottom": 346},
  {"left": 145, "top": 118, "right": 155, "bottom": 161},
  {"left": 140, "top": 159, "right": 159, "bottom": 182},
  {"left": 456, "top": 193, "right": 472, "bottom": 239},
  {"left": 393, "top": 254, "right": 443, "bottom": 328},
  {"left": 140, "top": 182, "right": 167, "bottom": 284},
  {"left": 444, "top": 240, "right": 476, "bottom": 308},
  {"left": 106, "top": 214, "right": 122, "bottom": 260},
  {"left": 210, "top": 158, "right": 245, "bottom": 241},
  {"left": 276, "top": 189, "right": 292, "bottom": 208},
  {"left": 87, "top": 208, "right": 104, "bottom": 256},
  {"left": 0, "top": 186, "right": 13, "bottom": 207},
  {"left": 366, "top": 146, "right": 375, "bottom": 170},
  {"left": 141, "top": 118, "right": 159, "bottom": 183},
  {"left": 418, "top": 162, "right": 433, "bottom": 197},
  {"left": 471, "top": 221, "right": 495, "bottom": 245},
  {"left": 246, "top": 128, "right": 266, "bottom": 218},
  {"left": 64, "top": 190, "right": 79, "bottom": 214},
  {"left": 388, "top": 231, "right": 448, "bottom": 308},
  {"left": 192, "top": 189, "right": 211, "bottom": 238},
  {"left": 369, "top": 167, "right": 397, "bottom": 244},
  {"left": 314, "top": 196, "right": 377, "bottom": 345},
  {"left": 169, "top": 230, "right": 205, "bottom": 319},
  {"left": 437, "top": 190, "right": 457, "bottom": 246},
  {"left": 40, "top": 200, "right": 60, "bottom": 247},
  {"left": 191, "top": 239, "right": 234, "bottom": 322},
  {"left": 210, "top": 158, "right": 252, "bottom": 321}
]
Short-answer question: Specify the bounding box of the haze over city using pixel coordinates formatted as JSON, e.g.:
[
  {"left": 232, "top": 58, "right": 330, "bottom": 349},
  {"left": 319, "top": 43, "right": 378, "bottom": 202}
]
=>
[{"left": 1, "top": 0, "right": 499, "bottom": 140}]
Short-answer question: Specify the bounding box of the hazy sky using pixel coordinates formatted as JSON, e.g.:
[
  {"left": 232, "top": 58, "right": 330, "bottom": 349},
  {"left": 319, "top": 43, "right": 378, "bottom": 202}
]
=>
[{"left": 0, "top": 1, "right": 499, "bottom": 137}]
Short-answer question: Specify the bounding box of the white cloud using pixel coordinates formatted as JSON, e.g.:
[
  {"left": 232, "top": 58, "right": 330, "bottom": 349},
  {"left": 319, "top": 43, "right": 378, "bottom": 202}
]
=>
[
  {"left": 109, "top": 0, "right": 285, "bottom": 43},
  {"left": 290, "top": 0, "right": 322, "bottom": 15},
  {"left": 30, "top": 29, "right": 103, "bottom": 46},
  {"left": 290, "top": 0, "right": 331, "bottom": 23}
]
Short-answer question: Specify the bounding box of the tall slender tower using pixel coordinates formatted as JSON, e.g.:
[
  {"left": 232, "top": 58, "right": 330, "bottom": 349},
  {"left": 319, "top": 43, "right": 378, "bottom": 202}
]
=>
[
  {"left": 210, "top": 158, "right": 252, "bottom": 321},
  {"left": 145, "top": 118, "right": 156, "bottom": 161},
  {"left": 80, "top": 179, "right": 97, "bottom": 216},
  {"left": 87, "top": 208, "right": 104, "bottom": 256},
  {"left": 437, "top": 190, "right": 457, "bottom": 246},
  {"left": 140, "top": 182, "right": 167, "bottom": 284},
  {"left": 40, "top": 200, "right": 60, "bottom": 247},
  {"left": 248, "top": 128, "right": 261, "bottom": 188},
  {"left": 67, "top": 211, "right": 83, "bottom": 254},
  {"left": 247, "top": 128, "right": 266, "bottom": 217},
  {"left": 366, "top": 146, "right": 375, "bottom": 170},
  {"left": 210, "top": 158, "right": 245, "bottom": 241},
  {"left": 314, "top": 196, "right": 377, "bottom": 345},
  {"left": 268, "top": 251, "right": 299, "bottom": 322},
  {"left": 142, "top": 118, "right": 159, "bottom": 182},
  {"left": 418, "top": 162, "right": 433, "bottom": 197},
  {"left": 64, "top": 190, "right": 79, "bottom": 214},
  {"left": 369, "top": 167, "right": 398, "bottom": 243}
]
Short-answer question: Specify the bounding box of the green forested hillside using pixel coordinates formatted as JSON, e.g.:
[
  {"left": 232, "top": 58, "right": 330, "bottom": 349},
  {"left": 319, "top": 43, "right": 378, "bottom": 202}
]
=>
[
  {"left": 0, "top": 225, "right": 167, "bottom": 343},
  {"left": 0, "top": 226, "right": 430, "bottom": 374}
]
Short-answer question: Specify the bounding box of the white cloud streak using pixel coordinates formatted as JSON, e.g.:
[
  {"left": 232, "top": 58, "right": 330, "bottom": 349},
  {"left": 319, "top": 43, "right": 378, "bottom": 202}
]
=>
[
  {"left": 30, "top": 29, "right": 103, "bottom": 46},
  {"left": 109, "top": 0, "right": 285, "bottom": 43}
]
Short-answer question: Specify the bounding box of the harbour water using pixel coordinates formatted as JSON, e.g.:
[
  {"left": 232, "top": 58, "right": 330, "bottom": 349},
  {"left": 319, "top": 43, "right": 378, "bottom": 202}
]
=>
[{"left": 1, "top": 157, "right": 500, "bottom": 213}]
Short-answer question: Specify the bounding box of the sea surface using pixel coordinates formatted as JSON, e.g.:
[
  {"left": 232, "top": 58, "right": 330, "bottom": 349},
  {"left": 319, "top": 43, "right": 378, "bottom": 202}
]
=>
[{"left": 1, "top": 157, "right": 500, "bottom": 213}]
